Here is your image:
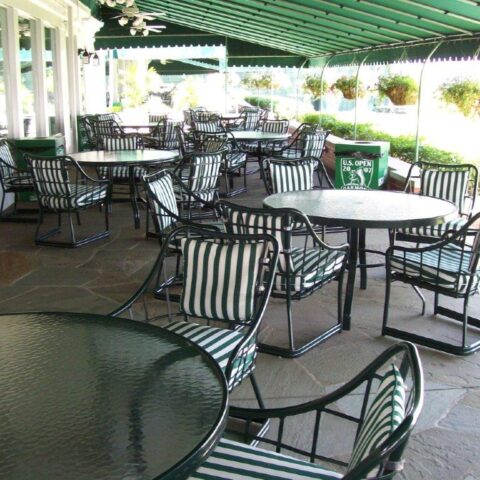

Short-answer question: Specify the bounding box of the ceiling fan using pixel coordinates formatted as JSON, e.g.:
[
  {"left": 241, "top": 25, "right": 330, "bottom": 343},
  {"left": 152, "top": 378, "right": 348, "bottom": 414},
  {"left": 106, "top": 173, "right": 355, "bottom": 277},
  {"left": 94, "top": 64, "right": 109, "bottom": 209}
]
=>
[{"left": 97, "top": 0, "right": 166, "bottom": 35}]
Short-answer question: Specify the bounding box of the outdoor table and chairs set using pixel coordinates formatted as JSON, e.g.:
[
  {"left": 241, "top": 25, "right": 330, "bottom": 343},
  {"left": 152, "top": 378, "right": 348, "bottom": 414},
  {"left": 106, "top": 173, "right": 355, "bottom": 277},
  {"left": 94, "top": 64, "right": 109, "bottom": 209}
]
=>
[{"left": 3, "top": 107, "right": 480, "bottom": 478}]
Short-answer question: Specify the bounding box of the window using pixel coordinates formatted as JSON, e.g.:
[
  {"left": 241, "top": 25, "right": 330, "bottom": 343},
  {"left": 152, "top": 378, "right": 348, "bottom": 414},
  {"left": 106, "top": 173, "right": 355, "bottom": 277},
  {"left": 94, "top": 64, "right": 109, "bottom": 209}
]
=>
[
  {"left": 19, "top": 16, "right": 35, "bottom": 137},
  {"left": 0, "top": 11, "right": 7, "bottom": 136},
  {"left": 45, "top": 27, "right": 56, "bottom": 134}
]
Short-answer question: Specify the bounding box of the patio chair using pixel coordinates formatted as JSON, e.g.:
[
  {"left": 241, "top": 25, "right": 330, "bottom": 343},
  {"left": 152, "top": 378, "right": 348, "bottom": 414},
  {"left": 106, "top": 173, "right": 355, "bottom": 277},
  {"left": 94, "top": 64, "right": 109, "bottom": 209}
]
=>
[
  {"left": 156, "top": 120, "right": 183, "bottom": 150},
  {"left": 192, "top": 114, "right": 225, "bottom": 143},
  {"left": 391, "top": 161, "right": 478, "bottom": 245},
  {"left": 191, "top": 341, "right": 423, "bottom": 480},
  {"left": 174, "top": 148, "right": 227, "bottom": 220},
  {"left": 78, "top": 115, "right": 98, "bottom": 151},
  {"left": 25, "top": 154, "right": 110, "bottom": 247},
  {"left": 110, "top": 225, "right": 280, "bottom": 406},
  {"left": 230, "top": 109, "right": 266, "bottom": 131},
  {"left": 177, "top": 124, "right": 197, "bottom": 158},
  {"left": 243, "top": 119, "right": 290, "bottom": 155},
  {"left": 148, "top": 113, "right": 168, "bottom": 124},
  {"left": 383, "top": 212, "right": 480, "bottom": 355},
  {"left": 90, "top": 118, "right": 124, "bottom": 138},
  {"left": 200, "top": 133, "right": 248, "bottom": 197},
  {"left": 261, "top": 156, "right": 331, "bottom": 195},
  {"left": 143, "top": 169, "right": 223, "bottom": 242},
  {"left": 216, "top": 201, "right": 349, "bottom": 358},
  {"left": 0, "top": 139, "right": 36, "bottom": 222},
  {"left": 266, "top": 123, "right": 328, "bottom": 159}
]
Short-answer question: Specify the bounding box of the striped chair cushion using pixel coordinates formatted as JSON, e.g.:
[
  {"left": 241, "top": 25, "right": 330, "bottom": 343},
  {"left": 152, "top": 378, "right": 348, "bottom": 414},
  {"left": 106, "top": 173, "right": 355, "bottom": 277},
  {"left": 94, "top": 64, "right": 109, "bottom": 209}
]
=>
[
  {"left": 396, "top": 216, "right": 468, "bottom": 239},
  {"left": 270, "top": 160, "right": 315, "bottom": 193},
  {"left": 102, "top": 136, "right": 139, "bottom": 151},
  {"left": 261, "top": 120, "right": 289, "bottom": 134},
  {"left": 224, "top": 152, "right": 247, "bottom": 171},
  {"left": 163, "top": 321, "right": 256, "bottom": 389},
  {"left": 98, "top": 165, "right": 146, "bottom": 180},
  {"left": 347, "top": 365, "right": 405, "bottom": 472},
  {"left": 4, "top": 174, "right": 33, "bottom": 188},
  {"left": 180, "top": 238, "right": 263, "bottom": 322},
  {"left": 147, "top": 174, "right": 179, "bottom": 230},
  {"left": 421, "top": 169, "right": 469, "bottom": 213},
  {"left": 390, "top": 245, "right": 480, "bottom": 294},
  {"left": 275, "top": 246, "right": 346, "bottom": 293},
  {"left": 190, "top": 438, "right": 342, "bottom": 480},
  {"left": 39, "top": 184, "right": 108, "bottom": 210},
  {"left": 0, "top": 141, "right": 15, "bottom": 179},
  {"left": 303, "top": 132, "right": 327, "bottom": 158}
]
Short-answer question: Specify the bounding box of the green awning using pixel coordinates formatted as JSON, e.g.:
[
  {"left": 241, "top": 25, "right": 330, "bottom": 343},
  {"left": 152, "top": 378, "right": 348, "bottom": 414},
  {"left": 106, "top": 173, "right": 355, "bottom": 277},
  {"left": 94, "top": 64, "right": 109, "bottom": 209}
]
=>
[
  {"left": 149, "top": 59, "right": 219, "bottom": 75},
  {"left": 132, "top": 0, "right": 480, "bottom": 58}
]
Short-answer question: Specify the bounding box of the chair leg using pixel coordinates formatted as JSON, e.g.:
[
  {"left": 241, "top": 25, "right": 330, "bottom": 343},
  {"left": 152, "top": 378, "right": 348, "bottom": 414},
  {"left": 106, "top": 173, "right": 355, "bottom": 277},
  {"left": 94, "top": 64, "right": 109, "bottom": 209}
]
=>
[
  {"left": 286, "top": 289, "right": 295, "bottom": 352},
  {"left": 412, "top": 285, "right": 426, "bottom": 315},
  {"left": 382, "top": 273, "right": 392, "bottom": 334},
  {"left": 359, "top": 229, "right": 367, "bottom": 290},
  {"left": 337, "top": 272, "right": 344, "bottom": 327},
  {"left": 68, "top": 212, "right": 77, "bottom": 245},
  {"left": 249, "top": 373, "right": 266, "bottom": 409},
  {"left": 462, "top": 296, "right": 470, "bottom": 349}
]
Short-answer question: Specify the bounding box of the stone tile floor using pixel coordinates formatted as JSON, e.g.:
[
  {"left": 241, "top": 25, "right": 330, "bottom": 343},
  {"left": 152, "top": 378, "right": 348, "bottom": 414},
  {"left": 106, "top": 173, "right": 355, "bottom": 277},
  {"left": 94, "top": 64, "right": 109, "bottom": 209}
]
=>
[{"left": 1, "top": 176, "right": 480, "bottom": 479}]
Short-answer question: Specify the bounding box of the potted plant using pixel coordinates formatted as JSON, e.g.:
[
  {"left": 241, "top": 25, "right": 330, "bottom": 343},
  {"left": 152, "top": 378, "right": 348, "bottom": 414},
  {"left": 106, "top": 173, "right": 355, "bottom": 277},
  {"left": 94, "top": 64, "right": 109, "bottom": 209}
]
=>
[
  {"left": 377, "top": 74, "right": 418, "bottom": 105},
  {"left": 438, "top": 78, "right": 480, "bottom": 117},
  {"left": 303, "top": 75, "right": 329, "bottom": 111},
  {"left": 333, "top": 76, "right": 365, "bottom": 100}
]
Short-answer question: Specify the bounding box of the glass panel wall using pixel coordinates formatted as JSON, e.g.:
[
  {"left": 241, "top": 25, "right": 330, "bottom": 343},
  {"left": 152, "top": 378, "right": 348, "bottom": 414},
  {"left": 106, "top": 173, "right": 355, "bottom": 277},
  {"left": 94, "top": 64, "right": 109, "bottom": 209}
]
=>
[
  {"left": 45, "top": 27, "right": 56, "bottom": 134},
  {"left": 19, "top": 16, "right": 35, "bottom": 137}
]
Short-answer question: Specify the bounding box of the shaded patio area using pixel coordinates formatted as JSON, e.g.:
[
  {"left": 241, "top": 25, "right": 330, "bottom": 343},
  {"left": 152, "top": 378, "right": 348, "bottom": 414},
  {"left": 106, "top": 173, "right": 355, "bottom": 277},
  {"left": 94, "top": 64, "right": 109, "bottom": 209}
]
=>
[{"left": 2, "top": 174, "right": 480, "bottom": 479}]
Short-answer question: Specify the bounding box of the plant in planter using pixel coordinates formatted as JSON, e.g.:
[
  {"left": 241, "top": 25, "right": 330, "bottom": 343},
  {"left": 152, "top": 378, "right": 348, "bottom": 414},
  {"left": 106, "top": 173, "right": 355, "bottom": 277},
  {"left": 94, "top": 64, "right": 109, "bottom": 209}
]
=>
[
  {"left": 377, "top": 74, "right": 418, "bottom": 105},
  {"left": 438, "top": 78, "right": 480, "bottom": 117},
  {"left": 241, "top": 73, "right": 279, "bottom": 91},
  {"left": 333, "top": 76, "right": 365, "bottom": 100},
  {"left": 302, "top": 75, "right": 329, "bottom": 99}
]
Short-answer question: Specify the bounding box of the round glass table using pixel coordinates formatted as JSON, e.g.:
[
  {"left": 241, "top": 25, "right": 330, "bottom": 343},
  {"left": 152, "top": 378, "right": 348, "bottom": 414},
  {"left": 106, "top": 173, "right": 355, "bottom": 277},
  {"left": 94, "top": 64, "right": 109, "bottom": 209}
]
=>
[
  {"left": 0, "top": 313, "right": 228, "bottom": 480},
  {"left": 263, "top": 189, "right": 458, "bottom": 330},
  {"left": 70, "top": 150, "right": 180, "bottom": 229}
]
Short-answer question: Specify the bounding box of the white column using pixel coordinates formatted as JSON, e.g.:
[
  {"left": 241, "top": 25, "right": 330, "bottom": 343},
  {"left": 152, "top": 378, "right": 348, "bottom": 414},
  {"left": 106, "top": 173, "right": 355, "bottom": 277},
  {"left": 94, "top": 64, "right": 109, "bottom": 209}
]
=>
[
  {"left": 2, "top": 6, "right": 22, "bottom": 138},
  {"left": 52, "top": 27, "right": 71, "bottom": 148},
  {"left": 66, "top": 6, "right": 80, "bottom": 152},
  {"left": 31, "top": 19, "right": 48, "bottom": 136}
]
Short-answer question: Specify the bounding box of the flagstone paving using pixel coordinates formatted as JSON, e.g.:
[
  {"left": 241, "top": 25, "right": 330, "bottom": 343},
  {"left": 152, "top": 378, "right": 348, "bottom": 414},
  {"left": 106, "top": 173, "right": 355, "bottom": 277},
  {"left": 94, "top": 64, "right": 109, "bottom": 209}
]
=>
[{"left": 1, "top": 175, "right": 480, "bottom": 479}]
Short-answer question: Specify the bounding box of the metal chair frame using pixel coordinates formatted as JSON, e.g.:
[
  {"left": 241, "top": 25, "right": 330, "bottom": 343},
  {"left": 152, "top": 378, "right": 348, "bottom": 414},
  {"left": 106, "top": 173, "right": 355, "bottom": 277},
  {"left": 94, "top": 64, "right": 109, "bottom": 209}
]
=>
[
  {"left": 391, "top": 160, "right": 478, "bottom": 245},
  {"left": 0, "top": 139, "right": 36, "bottom": 222},
  {"left": 224, "top": 342, "right": 423, "bottom": 480},
  {"left": 25, "top": 154, "right": 111, "bottom": 248},
  {"left": 110, "top": 225, "right": 280, "bottom": 407},
  {"left": 383, "top": 212, "right": 480, "bottom": 355},
  {"left": 216, "top": 200, "right": 349, "bottom": 358}
]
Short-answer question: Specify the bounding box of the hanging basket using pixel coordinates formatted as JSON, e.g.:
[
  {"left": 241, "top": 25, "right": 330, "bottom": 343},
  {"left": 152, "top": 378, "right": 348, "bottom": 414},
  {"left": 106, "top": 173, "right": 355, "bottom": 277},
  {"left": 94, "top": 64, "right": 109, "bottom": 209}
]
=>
[
  {"left": 333, "top": 76, "right": 365, "bottom": 100},
  {"left": 378, "top": 75, "right": 418, "bottom": 106}
]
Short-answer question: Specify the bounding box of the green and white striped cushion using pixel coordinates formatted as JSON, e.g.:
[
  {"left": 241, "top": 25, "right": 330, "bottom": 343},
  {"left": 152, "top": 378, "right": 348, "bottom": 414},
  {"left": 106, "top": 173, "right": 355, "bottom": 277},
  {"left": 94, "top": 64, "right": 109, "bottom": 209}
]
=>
[
  {"left": 390, "top": 245, "right": 480, "bottom": 294},
  {"left": 225, "top": 151, "right": 247, "bottom": 170},
  {"left": 421, "top": 169, "right": 469, "bottom": 214},
  {"left": 270, "top": 160, "right": 315, "bottom": 193},
  {"left": 190, "top": 438, "right": 342, "bottom": 480},
  {"left": 147, "top": 173, "right": 179, "bottom": 230},
  {"left": 39, "top": 184, "right": 108, "bottom": 210},
  {"left": 275, "top": 246, "right": 346, "bottom": 293},
  {"left": 164, "top": 321, "right": 256, "bottom": 388},
  {"left": 347, "top": 365, "right": 405, "bottom": 472},
  {"left": 397, "top": 216, "right": 467, "bottom": 239},
  {"left": 180, "top": 238, "right": 263, "bottom": 322}
]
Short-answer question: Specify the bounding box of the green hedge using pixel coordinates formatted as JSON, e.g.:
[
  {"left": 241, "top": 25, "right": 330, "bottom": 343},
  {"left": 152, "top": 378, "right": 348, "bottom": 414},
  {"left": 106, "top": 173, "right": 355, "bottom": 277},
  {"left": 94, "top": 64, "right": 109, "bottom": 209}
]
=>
[
  {"left": 244, "top": 96, "right": 278, "bottom": 112},
  {"left": 300, "top": 113, "right": 463, "bottom": 165}
]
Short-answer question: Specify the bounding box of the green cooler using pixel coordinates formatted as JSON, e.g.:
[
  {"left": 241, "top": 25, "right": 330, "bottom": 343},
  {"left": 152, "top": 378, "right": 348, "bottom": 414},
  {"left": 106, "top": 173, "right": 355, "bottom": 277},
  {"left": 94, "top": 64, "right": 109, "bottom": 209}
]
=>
[
  {"left": 334, "top": 140, "right": 389, "bottom": 190},
  {"left": 12, "top": 134, "right": 66, "bottom": 200}
]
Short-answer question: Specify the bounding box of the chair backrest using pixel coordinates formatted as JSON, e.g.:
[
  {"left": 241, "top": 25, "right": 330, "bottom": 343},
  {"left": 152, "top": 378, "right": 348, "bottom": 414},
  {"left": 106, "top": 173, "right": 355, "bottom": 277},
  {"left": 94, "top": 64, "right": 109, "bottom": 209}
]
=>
[
  {"left": 303, "top": 130, "right": 329, "bottom": 158},
  {"left": 200, "top": 134, "right": 228, "bottom": 153},
  {"left": 260, "top": 119, "right": 289, "bottom": 134},
  {"left": 91, "top": 119, "right": 123, "bottom": 137},
  {"left": 143, "top": 170, "right": 180, "bottom": 234},
  {"left": 98, "top": 134, "right": 144, "bottom": 151},
  {"left": 0, "top": 139, "right": 16, "bottom": 181},
  {"left": 264, "top": 157, "right": 318, "bottom": 194},
  {"left": 149, "top": 113, "right": 167, "bottom": 124},
  {"left": 410, "top": 161, "right": 478, "bottom": 216},
  {"left": 192, "top": 110, "right": 218, "bottom": 123},
  {"left": 177, "top": 125, "right": 197, "bottom": 157},
  {"left": 97, "top": 113, "right": 118, "bottom": 122},
  {"left": 240, "top": 110, "right": 263, "bottom": 130},
  {"left": 184, "top": 150, "right": 225, "bottom": 201},
  {"left": 25, "top": 155, "right": 72, "bottom": 209},
  {"left": 216, "top": 201, "right": 302, "bottom": 273},
  {"left": 159, "top": 120, "right": 183, "bottom": 149},
  {"left": 192, "top": 115, "right": 224, "bottom": 134}
]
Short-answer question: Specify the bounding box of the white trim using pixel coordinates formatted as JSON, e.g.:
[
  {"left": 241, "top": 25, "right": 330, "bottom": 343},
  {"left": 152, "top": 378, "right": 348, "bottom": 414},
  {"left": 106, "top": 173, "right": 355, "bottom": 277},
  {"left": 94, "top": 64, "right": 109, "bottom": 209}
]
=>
[
  {"left": 52, "top": 27, "right": 70, "bottom": 144},
  {"left": 3, "top": 6, "right": 22, "bottom": 138},
  {"left": 32, "top": 19, "right": 48, "bottom": 136},
  {"left": 66, "top": 5, "right": 79, "bottom": 151}
]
